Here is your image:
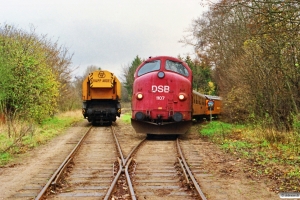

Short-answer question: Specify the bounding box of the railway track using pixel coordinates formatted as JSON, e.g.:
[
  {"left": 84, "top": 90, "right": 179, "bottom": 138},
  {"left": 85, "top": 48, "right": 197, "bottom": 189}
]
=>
[
  {"left": 11, "top": 123, "right": 207, "bottom": 200},
  {"left": 32, "top": 125, "right": 145, "bottom": 199},
  {"left": 10, "top": 125, "right": 90, "bottom": 200},
  {"left": 46, "top": 126, "right": 118, "bottom": 198},
  {"left": 129, "top": 136, "right": 206, "bottom": 200}
]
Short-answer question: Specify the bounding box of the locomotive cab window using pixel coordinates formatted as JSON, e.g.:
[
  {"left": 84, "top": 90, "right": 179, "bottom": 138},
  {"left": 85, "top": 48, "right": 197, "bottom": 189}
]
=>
[
  {"left": 137, "top": 60, "right": 161, "bottom": 76},
  {"left": 165, "top": 60, "right": 189, "bottom": 77}
]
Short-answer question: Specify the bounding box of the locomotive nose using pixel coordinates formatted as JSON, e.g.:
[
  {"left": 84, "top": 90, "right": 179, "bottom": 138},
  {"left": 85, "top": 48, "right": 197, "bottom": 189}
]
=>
[{"left": 172, "top": 112, "right": 183, "bottom": 122}]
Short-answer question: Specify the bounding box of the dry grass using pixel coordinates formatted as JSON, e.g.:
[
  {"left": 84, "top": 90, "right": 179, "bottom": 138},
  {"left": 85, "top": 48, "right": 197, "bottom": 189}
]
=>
[
  {"left": 200, "top": 121, "right": 300, "bottom": 192},
  {"left": 0, "top": 110, "right": 84, "bottom": 165},
  {"left": 55, "top": 110, "right": 82, "bottom": 118}
]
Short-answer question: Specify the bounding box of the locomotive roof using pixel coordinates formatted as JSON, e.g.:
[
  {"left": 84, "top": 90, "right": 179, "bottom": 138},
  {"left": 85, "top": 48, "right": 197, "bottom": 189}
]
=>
[{"left": 146, "top": 55, "right": 183, "bottom": 62}]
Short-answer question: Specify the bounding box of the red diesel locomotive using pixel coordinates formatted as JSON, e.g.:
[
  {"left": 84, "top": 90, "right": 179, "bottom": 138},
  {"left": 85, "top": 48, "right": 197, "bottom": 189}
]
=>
[{"left": 131, "top": 56, "right": 193, "bottom": 134}]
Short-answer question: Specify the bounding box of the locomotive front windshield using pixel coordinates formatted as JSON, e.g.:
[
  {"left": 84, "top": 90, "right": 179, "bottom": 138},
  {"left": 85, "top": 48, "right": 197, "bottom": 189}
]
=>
[
  {"left": 165, "top": 60, "right": 189, "bottom": 77},
  {"left": 137, "top": 60, "right": 161, "bottom": 76}
]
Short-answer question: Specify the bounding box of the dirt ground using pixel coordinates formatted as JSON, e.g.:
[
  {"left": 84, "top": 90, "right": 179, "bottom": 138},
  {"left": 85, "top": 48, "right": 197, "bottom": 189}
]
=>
[
  {"left": 181, "top": 125, "right": 279, "bottom": 200},
  {"left": 0, "top": 119, "right": 281, "bottom": 199},
  {"left": 0, "top": 120, "right": 89, "bottom": 199}
]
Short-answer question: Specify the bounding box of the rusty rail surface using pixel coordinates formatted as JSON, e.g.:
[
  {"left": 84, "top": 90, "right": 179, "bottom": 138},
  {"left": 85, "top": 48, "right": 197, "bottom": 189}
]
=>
[
  {"left": 36, "top": 124, "right": 144, "bottom": 200},
  {"left": 177, "top": 138, "right": 207, "bottom": 200},
  {"left": 104, "top": 126, "right": 145, "bottom": 200},
  {"left": 35, "top": 125, "right": 93, "bottom": 200},
  {"left": 35, "top": 126, "right": 205, "bottom": 200}
]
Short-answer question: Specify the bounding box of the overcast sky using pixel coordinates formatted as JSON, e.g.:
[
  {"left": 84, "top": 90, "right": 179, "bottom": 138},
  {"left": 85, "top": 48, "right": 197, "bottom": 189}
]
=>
[{"left": 0, "top": 0, "right": 206, "bottom": 80}]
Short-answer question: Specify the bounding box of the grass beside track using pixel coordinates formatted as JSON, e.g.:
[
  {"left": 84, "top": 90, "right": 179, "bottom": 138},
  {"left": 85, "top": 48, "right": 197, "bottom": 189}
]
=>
[
  {"left": 0, "top": 110, "right": 83, "bottom": 166},
  {"left": 199, "top": 121, "right": 300, "bottom": 193},
  {"left": 121, "top": 113, "right": 131, "bottom": 123}
]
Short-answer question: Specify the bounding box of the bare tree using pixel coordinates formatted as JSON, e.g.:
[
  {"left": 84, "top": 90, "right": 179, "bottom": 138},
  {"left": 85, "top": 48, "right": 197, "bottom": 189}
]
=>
[{"left": 184, "top": 0, "right": 300, "bottom": 130}]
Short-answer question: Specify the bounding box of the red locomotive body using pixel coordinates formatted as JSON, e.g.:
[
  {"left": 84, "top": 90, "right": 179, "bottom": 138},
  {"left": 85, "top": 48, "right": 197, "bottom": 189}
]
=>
[{"left": 131, "top": 56, "right": 193, "bottom": 134}]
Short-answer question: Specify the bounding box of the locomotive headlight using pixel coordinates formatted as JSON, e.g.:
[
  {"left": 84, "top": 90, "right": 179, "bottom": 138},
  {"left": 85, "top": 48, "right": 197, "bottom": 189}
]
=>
[
  {"left": 136, "top": 93, "right": 143, "bottom": 100},
  {"left": 157, "top": 71, "right": 165, "bottom": 79},
  {"left": 178, "top": 93, "right": 186, "bottom": 101}
]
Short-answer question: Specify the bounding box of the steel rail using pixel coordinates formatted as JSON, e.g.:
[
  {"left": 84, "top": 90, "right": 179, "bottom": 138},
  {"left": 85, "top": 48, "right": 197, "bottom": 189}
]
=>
[
  {"left": 176, "top": 138, "right": 207, "bottom": 200},
  {"left": 105, "top": 127, "right": 145, "bottom": 200},
  {"left": 124, "top": 138, "right": 146, "bottom": 165},
  {"left": 104, "top": 126, "right": 126, "bottom": 200},
  {"left": 121, "top": 137, "right": 145, "bottom": 200},
  {"left": 177, "top": 157, "right": 190, "bottom": 184},
  {"left": 125, "top": 157, "right": 137, "bottom": 200},
  {"left": 111, "top": 126, "right": 125, "bottom": 164},
  {"left": 35, "top": 125, "right": 93, "bottom": 200},
  {"left": 104, "top": 157, "right": 123, "bottom": 200}
]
